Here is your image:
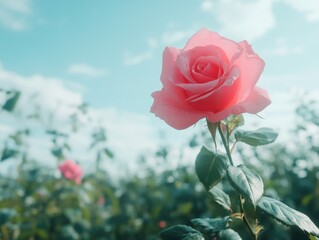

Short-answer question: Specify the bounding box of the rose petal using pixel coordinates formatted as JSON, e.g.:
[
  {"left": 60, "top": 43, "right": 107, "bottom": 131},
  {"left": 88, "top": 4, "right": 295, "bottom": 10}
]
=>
[
  {"left": 191, "top": 56, "right": 225, "bottom": 82},
  {"left": 160, "top": 47, "right": 188, "bottom": 100},
  {"left": 177, "top": 45, "right": 229, "bottom": 83},
  {"left": 161, "top": 47, "right": 185, "bottom": 86},
  {"left": 205, "top": 87, "right": 271, "bottom": 123},
  {"left": 183, "top": 29, "right": 241, "bottom": 60},
  {"left": 151, "top": 90, "right": 204, "bottom": 129},
  {"left": 234, "top": 41, "right": 265, "bottom": 102},
  {"left": 186, "top": 66, "right": 240, "bottom": 105},
  {"left": 206, "top": 108, "right": 234, "bottom": 123},
  {"left": 239, "top": 40, "right": 257, "bottom": 56},
  {"left": 63, "top": 170, "right": 74, "bottom": 179},
  {"left": 175, "top": 77, "right": 222, "bottom": 95},
  {"left": 231, "top": 87, "right": 271, "bottom": 114},
  {"left": 187, "top": 72, "right": 241, "bottom": 112}
]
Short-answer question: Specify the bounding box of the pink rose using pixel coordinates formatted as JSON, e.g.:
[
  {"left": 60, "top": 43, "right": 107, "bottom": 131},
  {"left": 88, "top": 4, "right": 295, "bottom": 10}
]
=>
[
  {"left": 151, "top": 28, "right": 271, "bottom": 129},
  {"left": 58, "top": 160, "right": 83, "bottom": 184}
]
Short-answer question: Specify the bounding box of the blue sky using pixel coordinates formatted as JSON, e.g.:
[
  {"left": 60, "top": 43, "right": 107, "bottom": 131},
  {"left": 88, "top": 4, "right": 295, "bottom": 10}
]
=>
[{"left": 1, "top": 0, "right": 319, "bottom": 169}]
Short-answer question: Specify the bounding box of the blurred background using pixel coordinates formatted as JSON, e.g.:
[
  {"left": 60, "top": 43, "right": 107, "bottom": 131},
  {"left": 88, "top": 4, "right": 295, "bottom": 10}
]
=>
[{"left": 0, "top": 0, "right": 319, "bottom": 239}]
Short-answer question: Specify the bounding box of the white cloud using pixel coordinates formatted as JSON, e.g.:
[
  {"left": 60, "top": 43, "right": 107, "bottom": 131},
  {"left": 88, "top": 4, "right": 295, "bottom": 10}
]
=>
[
  {"left": 200, "top": 0, "right": 275, "bottom": 41},
  {"left": 0, "top": 65, "right": 82, "bottom": 122},
  {"left": 200, "top": 0, "right": 319, "bottom": 41},
  {"left": 0, "top": 123, "right": 13, "bottom": 135},
  {"left": 162, "top": 29, "right": 194, "bottom": 45},
  {"left": 200, "top": 0, "right": 214, "bottom": 12},
  {"left": 0, "top": 0, "right": 30, "bottom": 14},
  {"left": 67, "top": 63, "right": 107, "bottom": 77},
  {"left": 265, "top": 37, "right": 304, "bottom": 57},
  {"left": 89, "top": 108, "right": 159, "bottom": 167},
  {"left": 147, "top": 37, "right": 158, "bottom": 49},
  {"left": 122, "top": 28, "right": 192, "bottom": 69},
  {"left": 246, "top": 91, "right": 295, "bottom": 137},
  {"left": 263, "top": 71, "right": 319, "bottom": 95},
  {"left": 283, "top": 0, "right": 319, "bottom": 21},
  {"left": 271, "top": 45, "right": 304, "bottom": 56},
  {"left": 0, "top": 0, "right": 32, "bottom": 30},
  {"left": 123, "top": 51, "right": 152, "bottom": 66}
]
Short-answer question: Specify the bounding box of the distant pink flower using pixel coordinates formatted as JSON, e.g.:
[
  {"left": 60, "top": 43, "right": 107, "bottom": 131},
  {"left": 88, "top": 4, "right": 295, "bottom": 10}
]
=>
[
  {"left": 151, "top": 28, "right": 271, "bottom": 130},
  {"left": 58, "top": 160, "right": 83, "bottom": 184},
  {"left": 98, "top": 197, "right": 105, "bottom": 206},
  {"left": 158, "top": 221, "right": 167, "bottom": 229}
]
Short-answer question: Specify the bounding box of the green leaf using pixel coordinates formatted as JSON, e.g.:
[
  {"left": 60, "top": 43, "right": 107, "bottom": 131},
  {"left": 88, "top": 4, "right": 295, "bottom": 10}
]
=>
[
  {"left": 227, "top": 165, "right": 263, "bottom": 206},
  {"left": 2, "top": 91, "right": 20, "bottom": 112},
  {"left": 103, "top": 148, "right": 114, "bottom": 158},
  {"left": 46, "top": 129, "right": 67, "bottom": 137},
  {"left": 35, "top": 229, "right": 49, "bottom": 239},
  {"left": 309, "top": 234, "right": 318, "bottom": 240},
  {"left": 60, "top": 225, "right": 79, "bottom": 240},
  {"left": 51, "top": 147, "right": 63, "bottom": 159},
  {"left": 159, "top": 225, "right": 203, "bottom": 240},
  {"left": 64, "top": 143, "right": 71, "bottom": 151},
  {"left": 10, "top": 131, "right": 24, "bottom": 145},
  {"left": 0, "top": 208, "right": 16, "bottom": 226},
  {"left": 155, "top": 147, "right": 168, "bottom": 159},
  {"left": 78, "top": 102, "right": 88, "bottom": 114},
  {"left": 64, "top": 208, "right": 81, "bottom": 223},
  {"left": 258, "top": 197, "right": 319, "bottom": 237},
  {"left": 191, "top": 217, "right": 231, "bottom": 235},
  {"left": 92, "top": 130, "right": 107, "bottom": 142},
  {"left": 234, "top": 127, "right": 278, "bottom": 146},
  {"left": 46, "top": 129, "right": 58, "bottom": 135},
  {"left": 1, "top": 148, "right": 17, "bottom": 161},
  {"left": 189, "top": 135, "right": 198, "bottom": 148},
  {"left": 218, "top": 229, "right": 242, "bottom": 240},
  {"left": 208, "top": 186, "right": 232, "bottom": 212},
  {"left": 195, "top": 146, "right": 228, "bottom": 190}
]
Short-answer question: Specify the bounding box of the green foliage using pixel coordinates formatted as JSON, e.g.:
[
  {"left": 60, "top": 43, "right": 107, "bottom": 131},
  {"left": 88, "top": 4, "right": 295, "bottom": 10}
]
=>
[
  {"left": 258, "top": 197, "right": 319, "bottom": 237},
  {"left": 218, "top": 229, "right": 242, "bottom": 240},
  {"left": 1, "top": 90, "right": 21, "bottom": 112},
  {"left": 235, "top": 127, "right": 278, "bottom": 146},
  {"left": 195, "top": 146, "right": 228, "bottom": 190},
  {"left": 183, "top": 107, "right": 318, "bottom": 240},
  {"left": 0, "top": 208, "right": 15, "bottom": 226},
  {"left": 227, "top": 165, "right": 264, "bottom": 207},
  {"left": 208, "top": 186, "right": 232, "bottom": 212},
  {"left": 1, "top": 148, "right": 18, "bottom": 161},
  {"left": 191, "top": 217, "right": 231, "bottom": 235},
  {"left": 308, "top": 234, "right": 318, "bottom": 240},
  {"left": 159, "top": 225, "right": 203, "bottom": 240},
  {"left": 0, "top": 163, "right": 123, "bottom": 239},
  {"left": 1, "top": 87, "right": 319, "bottom": 240},
  {"left": 160, "top": 217, "right": 237, "bottom": 240}
]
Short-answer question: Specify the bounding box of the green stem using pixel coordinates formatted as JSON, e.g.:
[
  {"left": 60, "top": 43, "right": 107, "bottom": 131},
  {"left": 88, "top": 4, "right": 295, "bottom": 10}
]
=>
[
  {"left": 238, "top": 195, "right": 257, "bottom": 240},
  {"left": 217, "top": 121, "right": 257, "bottom": 240},
  {"left": 217, "top": 122, "right": 234, "bottom": 166},
  {"left": 230, "top": 141, "right": 238, "bottom": 154}
]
